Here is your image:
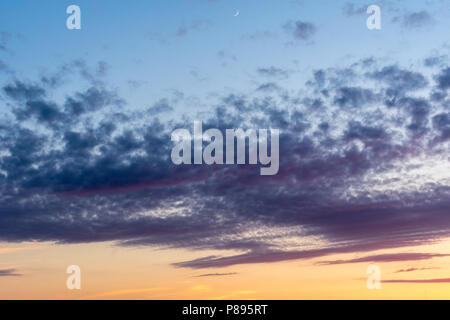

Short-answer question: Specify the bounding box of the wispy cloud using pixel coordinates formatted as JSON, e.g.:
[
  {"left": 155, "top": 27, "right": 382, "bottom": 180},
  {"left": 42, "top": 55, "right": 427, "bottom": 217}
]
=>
[
  {"left": 1, "top": 54, "right": 450, "bottom": 270},
  {"left": 317, "top": 253, "right": 450, "bottom": 265},
  {"left": 176, "top": 19, "right": 212, "bottom": 37},
  {"left": 392, "top": 11, "right": 434, "bottom": 29},
  {"left": 194, "top": 272, "right": 238, "bottom": 277},
  {"left": 0, "top": 269, "right": 22, "bottom": 277},
  {"left": 82, "top": 287, "right": 168, "bottom": 299},
  {"left": 394, "top": 267, "right": 440, "bottom": 273},
  {"left": 283, "top": 20, "right": 317, "bottom": 41}
]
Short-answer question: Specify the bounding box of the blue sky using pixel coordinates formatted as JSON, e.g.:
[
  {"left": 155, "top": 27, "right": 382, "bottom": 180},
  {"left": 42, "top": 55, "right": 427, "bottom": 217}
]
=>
[
  {"left": 2, "top": 0, "right": 450, "bottom": 116},
  {"left": 0, "top": 0, "right": 450, "bottom": 293}
]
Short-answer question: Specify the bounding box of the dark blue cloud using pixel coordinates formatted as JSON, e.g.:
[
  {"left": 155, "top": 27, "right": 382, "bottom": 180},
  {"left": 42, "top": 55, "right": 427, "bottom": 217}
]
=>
[
  {"left": 0, "top": 56, "right": 449, "bottom": 269},
  {"left": 4, "top": 81, "right": 46, "bottom": 101}
]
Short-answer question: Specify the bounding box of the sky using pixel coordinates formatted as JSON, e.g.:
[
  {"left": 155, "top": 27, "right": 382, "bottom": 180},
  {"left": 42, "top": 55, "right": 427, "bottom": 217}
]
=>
[{"left": 0, "top": 0, "right": 450, "bottom": 299}]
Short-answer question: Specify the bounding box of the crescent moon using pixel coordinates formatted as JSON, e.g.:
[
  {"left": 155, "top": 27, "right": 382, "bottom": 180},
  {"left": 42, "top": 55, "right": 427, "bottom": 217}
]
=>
[{"left": 234, "top": 10, "right": 240, "bottom": 17}]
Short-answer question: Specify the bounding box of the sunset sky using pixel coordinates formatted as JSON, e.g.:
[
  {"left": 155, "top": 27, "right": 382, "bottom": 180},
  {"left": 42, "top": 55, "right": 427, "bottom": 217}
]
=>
[{"left": 0, "top": 0, "right": 450, "bottom": 299}]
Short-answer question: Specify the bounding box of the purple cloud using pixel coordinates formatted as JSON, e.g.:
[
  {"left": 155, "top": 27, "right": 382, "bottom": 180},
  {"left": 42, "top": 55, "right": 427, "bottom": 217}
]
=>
[
  {"left": 394, "top": 267, "right": 440, "bottom": 273},
  {"left": 317, "top": 253, "right": 450, "bottom": 265}
]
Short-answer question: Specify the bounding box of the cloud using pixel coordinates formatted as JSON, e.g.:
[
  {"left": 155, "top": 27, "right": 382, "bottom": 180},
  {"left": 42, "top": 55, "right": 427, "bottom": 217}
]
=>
[
  {"left": 217, "top": 50, "right": 238, "bottom": 67},
  {"left": 64, "top": 86, "right": 124, "bottom": 116},
  {"left": 194, "top": 272, "right": 238, "bottom": 277},
  {"left": 3, "top": 78, "right": 123, "bottom": 129},
  {"left": 241, "top": 30, "right": 277, "bottom": 41},
  {"left": 283, "top": 20, "right": 317, "bottom": 41},
  {"left": 257, "top": 67, "right": 290, "bottom": 79},
  {"left": 82, "top": 287, "right": 167, "bottom": 299},
  {"left": 392, "top": 11, "right": 434, "bottom": 29},
  {"left": 334, "top": 87, "right": 377, "bottom": 108},
  {"left": 0, "top": 269, "right": 22, "bottom": 277},
  {"left": 40, "top": 60, "right": 110, "bottom": 88},
  {"left": 3, "top": 81, "right": 46, "bottom": 101},
  {"left": 435, "top": 67, "right": 450, "bottom": 90},
  {"left": 317, "top": 253, "right": 450, "bottom": 265},
  {"left": 257, "top": 82, "right": 282, "bottom": 92},
  {"left": 342, "top": 3, "right": 368, "bottom": 16},
  {"left": 366, "top": 65, "right": 428, "bottom": 94},
  {"left": 424, "top": 55, "right": 447, "bottom": 68},
  {"left": 383, "top": 278, "right": 450, "bottom": 283},
  {"left": 345, "top": 121, "right": 386, "bottom": 140},
  {"left": 176, "top": 20, "right": 212, "bottom": 37},
  {"left": 173, "top": 240, "right": 439, "bottom": 269},
  {"left": 432, "top": 112, "right": 450, "bottom": 143}
]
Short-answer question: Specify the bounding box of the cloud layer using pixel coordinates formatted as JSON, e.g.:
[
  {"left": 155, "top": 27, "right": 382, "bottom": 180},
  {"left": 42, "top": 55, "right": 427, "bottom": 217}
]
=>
[{"left": 0, "top": 54, "right": 449, "bottom": 268}]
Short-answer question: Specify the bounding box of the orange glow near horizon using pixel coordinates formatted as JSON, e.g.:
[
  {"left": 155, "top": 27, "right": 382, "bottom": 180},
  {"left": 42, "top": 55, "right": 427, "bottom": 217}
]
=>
[{"left": 1, "top": 239, "right": 450, "bottom": 300}]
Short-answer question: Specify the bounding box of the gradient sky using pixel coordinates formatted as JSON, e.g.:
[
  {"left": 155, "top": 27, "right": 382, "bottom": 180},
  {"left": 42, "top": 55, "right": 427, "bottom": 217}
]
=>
[{"left": 0, "top": 0, "right": 450, "bottom": 299}]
